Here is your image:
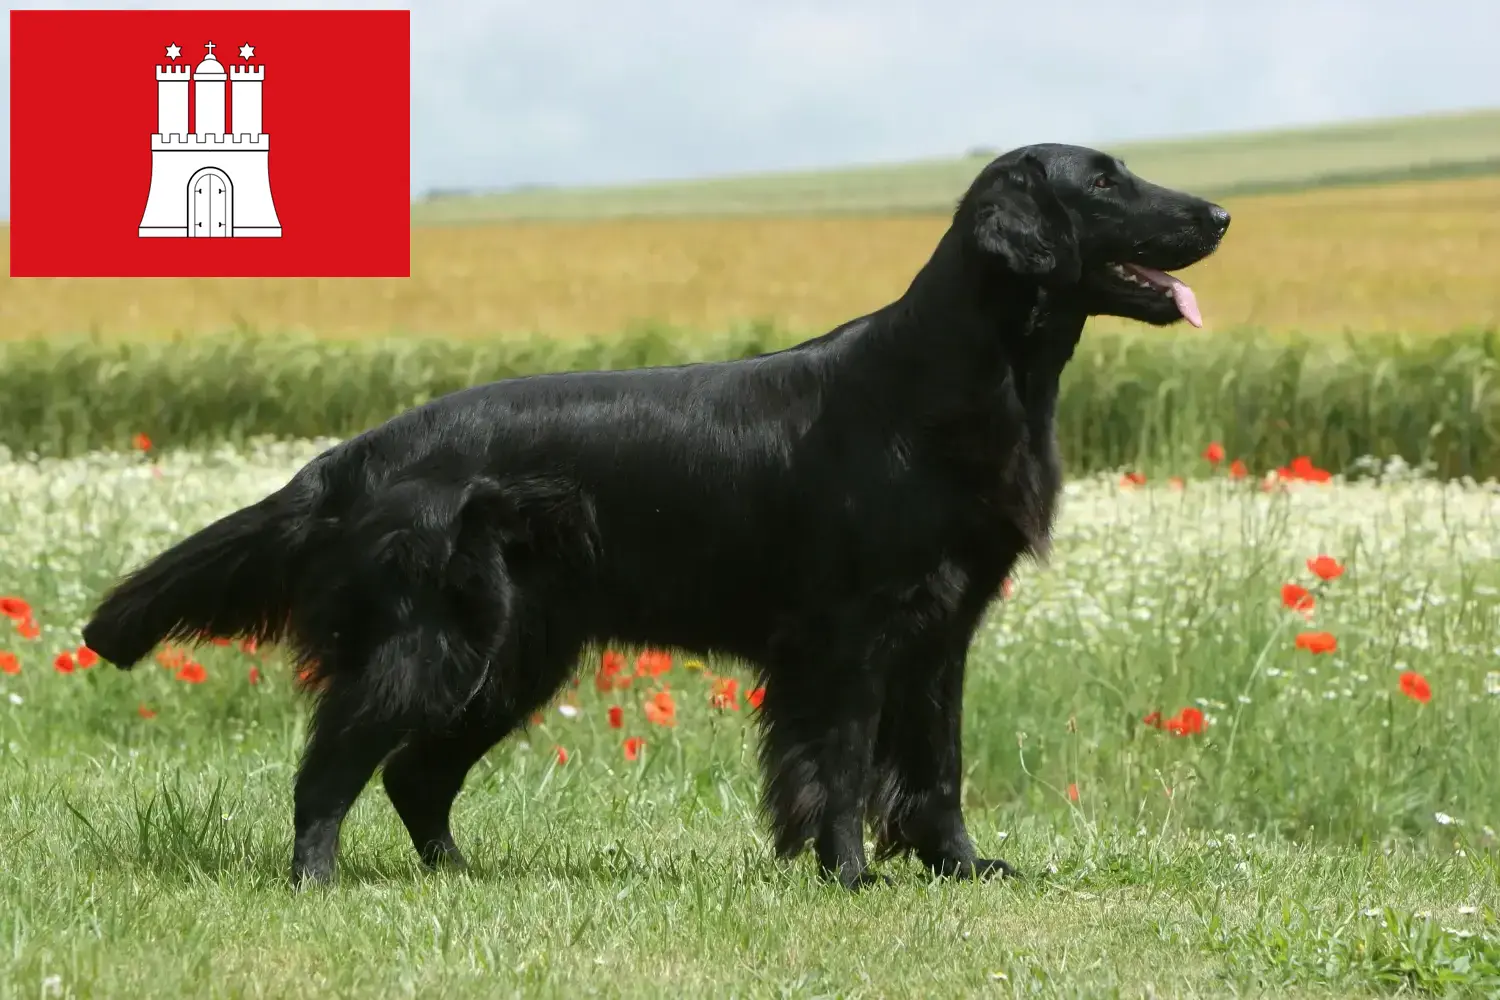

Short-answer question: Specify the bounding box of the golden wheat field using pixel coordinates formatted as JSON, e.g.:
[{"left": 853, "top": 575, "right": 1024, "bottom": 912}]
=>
[{"left": 3, "top": 175, "right": 1498, "bottom": 341}]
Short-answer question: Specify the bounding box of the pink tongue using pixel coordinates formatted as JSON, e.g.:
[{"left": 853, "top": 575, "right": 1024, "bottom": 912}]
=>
[{"left": 1127, "top": 264, "right": 1203, "bottom": 328}]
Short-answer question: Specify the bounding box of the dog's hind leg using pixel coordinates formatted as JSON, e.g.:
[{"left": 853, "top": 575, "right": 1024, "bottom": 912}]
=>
[
  {"left": 290, "top": 674, "right": 410, "bottom": 887},
  {"left": 380, "top": 625, "right": 583, "bottom": 871},
  {"left": 289, "top": 607, "right": 500, "bottom": 887},
  {"left": 379, "top": 696, "right": 513, "bottom": 870}
]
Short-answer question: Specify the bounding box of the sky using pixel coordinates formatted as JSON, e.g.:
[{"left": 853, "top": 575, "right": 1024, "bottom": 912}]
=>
[{"left": 3, "top": 0, "right": 1499, "bottom": 217}]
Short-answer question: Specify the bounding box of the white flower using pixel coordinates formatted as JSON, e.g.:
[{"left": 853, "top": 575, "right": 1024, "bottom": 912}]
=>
[
  {"left": 1435, "top": 812, "right": 1457, "bottom": 826},
  {"left": 7, "top": 693, "right": 20, "bottom": 706},
  {"left": 557, "top": 704, "right": 580, "bottom": 719}
]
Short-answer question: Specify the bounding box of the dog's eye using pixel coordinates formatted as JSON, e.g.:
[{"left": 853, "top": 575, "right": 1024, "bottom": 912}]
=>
[{"left": 1092, "top": 175, "right": 1115, "bottom": 190}]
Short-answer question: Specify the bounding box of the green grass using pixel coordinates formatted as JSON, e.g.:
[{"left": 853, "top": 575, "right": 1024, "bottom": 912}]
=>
[
  {"left": 4, "top": 326, "right": 1500, "bottom": 482},
  {"left": 2, "top": 443, "right": 1499, "bottom": 996},
  {"left": 412, "top": 108, "right": 1500, "bottom": 221}
]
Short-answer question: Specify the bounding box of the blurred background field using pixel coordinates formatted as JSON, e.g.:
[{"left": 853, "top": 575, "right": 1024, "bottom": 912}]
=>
[
  {"left": 6, "top": 328, "right": 1500, "bottom": 484},
  {"left": 3, "top": 111, "right": 1499, "bottom": 343},
  {"left": 4, "top": 110, "right": 1500, "bottom": 477},
  {"left": 409, "top": 107, "right": 1500, "bottom": 220}
]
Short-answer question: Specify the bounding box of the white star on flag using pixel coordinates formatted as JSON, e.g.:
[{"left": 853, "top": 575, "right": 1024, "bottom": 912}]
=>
[
  {"left": 239, "top": 43, "right": 255, "bottom": 59},
  {"left": 165, "top": 43, "right": 182, "bottom": 60}
]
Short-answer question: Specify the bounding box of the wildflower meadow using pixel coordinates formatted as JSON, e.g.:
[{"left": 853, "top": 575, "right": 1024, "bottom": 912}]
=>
[{"left": 2, "top": 432, "right": 1497, "bottom": 997}]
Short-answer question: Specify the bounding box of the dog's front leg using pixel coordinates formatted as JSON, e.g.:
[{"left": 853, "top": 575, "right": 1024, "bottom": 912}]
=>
[
  {"left": 758, "top": 648, "right": 888, "bottom": 890},
  {"left": 868, "top": 621, "right": 1017, "bottom": 882}
]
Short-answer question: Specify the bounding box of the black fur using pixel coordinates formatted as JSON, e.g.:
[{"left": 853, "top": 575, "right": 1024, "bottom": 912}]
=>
[{"left": 82, "top": 144, "right": 1230, "bottom": 889}]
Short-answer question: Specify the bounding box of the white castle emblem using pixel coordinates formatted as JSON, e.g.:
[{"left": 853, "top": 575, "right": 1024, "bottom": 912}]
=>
[{"left": 139, "top": 41, "right": 282, "bottom": 238}]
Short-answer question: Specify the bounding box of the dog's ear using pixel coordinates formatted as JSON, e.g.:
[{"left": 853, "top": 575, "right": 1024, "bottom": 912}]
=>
[{"left": 972, "top": 153, "right": 1081, "bottom": 284}]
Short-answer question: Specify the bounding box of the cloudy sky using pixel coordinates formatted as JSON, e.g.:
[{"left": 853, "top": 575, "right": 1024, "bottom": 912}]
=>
[{"left": 3, "top": 0, "right": 1498, "bottom": 215}]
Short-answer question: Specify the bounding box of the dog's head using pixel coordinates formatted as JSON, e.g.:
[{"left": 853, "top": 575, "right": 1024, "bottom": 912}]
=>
[{"left": 957, "top": 143, "right": 1230, "bottom": 327}]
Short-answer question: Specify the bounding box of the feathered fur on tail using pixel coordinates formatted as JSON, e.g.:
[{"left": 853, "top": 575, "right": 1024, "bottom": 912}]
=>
[{"left": 82, "top": 489, "right": 308, "bottom": 668}]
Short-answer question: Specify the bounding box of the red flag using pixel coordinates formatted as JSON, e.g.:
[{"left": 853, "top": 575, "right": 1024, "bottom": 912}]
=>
[{"left": 9, "top": 9, "right": 410, "bottom": 277}]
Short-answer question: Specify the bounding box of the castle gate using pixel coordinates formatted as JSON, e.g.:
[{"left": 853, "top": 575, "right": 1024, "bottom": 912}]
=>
[{"left": 187, "top": 167, "right": 233, "bottom": 237}]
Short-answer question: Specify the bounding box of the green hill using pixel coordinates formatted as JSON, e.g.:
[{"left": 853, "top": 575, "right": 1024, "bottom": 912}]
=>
[{"left": 412, "top": 107, "right": 1500, "bottom": 223}]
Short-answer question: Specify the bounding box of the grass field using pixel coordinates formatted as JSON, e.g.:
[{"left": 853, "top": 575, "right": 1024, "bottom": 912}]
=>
[
  {"left": 4, "top": 174, "right": 1499, "bottom": 341},
  {"left": 2, "top": 441, "right": 1499, "bottom": 997},
  {"left": 7, "top": 327, "right": 1500, "bottom": 480},
  {"left": 411, "top": 108, "right": 1500, "bottom": 221}
]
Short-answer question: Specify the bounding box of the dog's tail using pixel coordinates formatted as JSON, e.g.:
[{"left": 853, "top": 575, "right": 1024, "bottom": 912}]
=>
[{"left": 82, "top": 485, "right": 311, "bottom": 669}]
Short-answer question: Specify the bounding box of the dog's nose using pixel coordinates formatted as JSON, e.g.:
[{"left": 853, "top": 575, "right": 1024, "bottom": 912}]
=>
[{"left": 1208, "top": 204, "right": 1231, "bottom": 236}]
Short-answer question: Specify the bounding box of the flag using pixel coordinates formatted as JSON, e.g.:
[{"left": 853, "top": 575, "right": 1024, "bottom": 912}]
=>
[{"left": 9, "top": 8, "right": 410, "bottom": 277}]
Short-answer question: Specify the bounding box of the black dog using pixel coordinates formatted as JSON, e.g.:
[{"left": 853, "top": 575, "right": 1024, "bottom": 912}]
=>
[{"left": 83, "top": 144, "right": 1229, "bottom": 890}]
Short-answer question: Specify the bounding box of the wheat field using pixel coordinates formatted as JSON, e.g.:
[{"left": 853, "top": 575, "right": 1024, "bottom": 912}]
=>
[{"left": 3, "top": 175, "right": 1498, "bottom": 342}]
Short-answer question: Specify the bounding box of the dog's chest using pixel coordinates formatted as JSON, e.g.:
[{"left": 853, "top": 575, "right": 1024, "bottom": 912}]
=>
[{"left": 897, "top": 393, "right": 1063, "bottom": 561}]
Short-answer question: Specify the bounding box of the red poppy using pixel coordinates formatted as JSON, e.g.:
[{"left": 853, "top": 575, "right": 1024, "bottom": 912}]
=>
[
  {"left": 644, "top": 689, "right": 677, "bottom": 727},
  {"left": 1399, "top": 671, "right": 1431, "bottom": 704},
  {"left": 1142, "top": 710, "right": 1163, "bottom": 729},
  {"left": 747, "top": 686, "right": 766, "bottom": 710},
  {"left": 1169, "top": 476, "right": 1185, "bottom": 491},
  {"left": 1280, "top": 583, "right": 1315, "bottom": 612},
  {"left": 240, "top": 637, "right": 259, "bottom": 655},
  {"left": 1165, "top": 707, "right": 1205, "bottom": 736},
  {"left": 157, "top": 645, "right": 189, "bottom": 670},
  {"left": 132, "top": 432, "right": 153, "bottom": 452},
  {"left": 76, "top": 645, "right": 99, "bottom": 668},
  {"left": 1295, "top": 631, "right": 1337, "bottom": 654},
  {"left": 176, "top": 662, "right": 207, "bottom": 684},
  {"left": 1203, "top": 442, "right": 1225, "bottom": 465},
  {"left": 1307, "top": 555, "right": 1344, "bottom": 581},
  {"left": 623, "top": 736, "right": 645, "bottom": 761},
  {"left": 1281, "top": 455, "right": 1331, "bottom": 483},
  {"left": 1067, "top": 782, "right": 1080, "bottom": 803},
  {"left": 0, "top": 597, "right": 31, "bottom": 621},
  {"left": 16, "top": 619, "right": 39, "bottom": 641},
  {"left": 209, "top": 637, "right": 231, "bottom": 647},
  {"left": 1001, "top": 577, "right": 1015, "bottom": 600},
  {"left": 1228, "top": 459, "right": 1248, "bottom": 480},
  {"left": 711, "top": 676, "right": 740, "bottom": 710},
  {"left": 1120, "top": 471, "right": 1146, "bottom": 487},
  {"left": 53, "top": 651, "right": 75, "bottom": 674},
  {"left": 137, "top": 704, "right": 157, "bottom": 720},
  {"left": 248, "top": 666, "right": 262, "bottom": 686},
  {"left": 0, "top": 651, "right": 19, "bottom": 675},
  {"left": 607, "top": 705, "right": 624, "bottom": 729},
  {"left": 555, "top": 747, "right": 570, "bottom": 765},
  {"left": 636, "top": 649, "right": 673, "bottom": 678},
  {"left": 596, "top": 649, "right": 629, "bottom": 692}
]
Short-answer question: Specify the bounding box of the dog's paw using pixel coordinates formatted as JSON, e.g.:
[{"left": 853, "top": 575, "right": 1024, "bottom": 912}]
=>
[
  {"left": 842, "top": 868, "right": 895, "bottom": 891},
  {"left": 929, "top": 856, "right": 1019, "bottom": 881}
]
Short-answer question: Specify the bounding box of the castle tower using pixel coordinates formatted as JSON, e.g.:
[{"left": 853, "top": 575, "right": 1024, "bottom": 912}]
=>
[
  {"left": 155, "top": 64, "right": 191, "bottom": 136},
  {"left": 193, "top": 42, "right": 226, "bottom": 134},
  {"left": 140, "top": 39, "right": 282, "bottom": 238},
  {"left": 230, "top": 64, "right": 264, "bottom": 136}
]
